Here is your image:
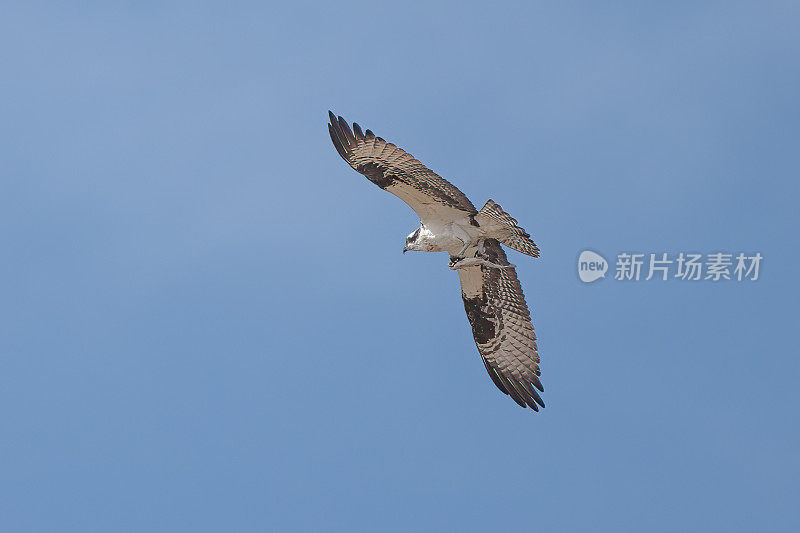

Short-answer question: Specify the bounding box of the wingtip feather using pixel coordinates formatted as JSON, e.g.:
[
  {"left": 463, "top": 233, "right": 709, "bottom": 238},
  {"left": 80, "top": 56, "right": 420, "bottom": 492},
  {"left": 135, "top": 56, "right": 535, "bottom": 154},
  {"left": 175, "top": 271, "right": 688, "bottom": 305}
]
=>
[
  {"left": 328, "top": 123, "right": 349, "bottom": 161},
  {"left": 337, "top": 115, "right": 356, "bottom": 146}
]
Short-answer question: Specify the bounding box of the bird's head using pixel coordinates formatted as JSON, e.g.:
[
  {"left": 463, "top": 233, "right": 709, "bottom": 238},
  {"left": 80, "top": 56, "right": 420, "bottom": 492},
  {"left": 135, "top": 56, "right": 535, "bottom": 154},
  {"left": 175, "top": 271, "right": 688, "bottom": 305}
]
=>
[{"left": 403, "top": 226, "right": 427, "bottom": 254}]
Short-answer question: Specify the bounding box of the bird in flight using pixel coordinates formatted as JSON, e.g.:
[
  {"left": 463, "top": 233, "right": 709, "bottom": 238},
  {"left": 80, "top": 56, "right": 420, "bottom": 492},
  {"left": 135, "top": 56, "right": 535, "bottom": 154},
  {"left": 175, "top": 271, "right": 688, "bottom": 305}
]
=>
[{"left": 328, "top": 112, "right": 544, "bottom": 411}]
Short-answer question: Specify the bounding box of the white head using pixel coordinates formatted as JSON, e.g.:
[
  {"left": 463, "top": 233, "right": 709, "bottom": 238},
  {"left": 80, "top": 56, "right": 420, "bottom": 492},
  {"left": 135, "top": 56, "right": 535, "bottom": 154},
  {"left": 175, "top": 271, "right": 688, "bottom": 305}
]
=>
[{"left": 403, "top": 225, "right": 434, "bottom": 253}]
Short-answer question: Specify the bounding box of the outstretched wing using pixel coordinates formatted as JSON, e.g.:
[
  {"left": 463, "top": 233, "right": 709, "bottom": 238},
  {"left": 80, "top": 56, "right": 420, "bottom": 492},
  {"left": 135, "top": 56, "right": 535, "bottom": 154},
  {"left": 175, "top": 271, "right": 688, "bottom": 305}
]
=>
[
  {"left": 457, "top": 239, "right": 544, "bottom": 410},
  {"left": 328, "top": 112, "right": 477, "bottom": 222}
]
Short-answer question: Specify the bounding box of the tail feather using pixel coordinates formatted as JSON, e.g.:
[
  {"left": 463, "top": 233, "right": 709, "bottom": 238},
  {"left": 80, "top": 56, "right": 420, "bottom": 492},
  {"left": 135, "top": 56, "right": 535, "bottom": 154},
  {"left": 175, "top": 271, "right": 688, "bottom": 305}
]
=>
[{"left": 477, "top": 200, "right": 540, "bottom": 258}]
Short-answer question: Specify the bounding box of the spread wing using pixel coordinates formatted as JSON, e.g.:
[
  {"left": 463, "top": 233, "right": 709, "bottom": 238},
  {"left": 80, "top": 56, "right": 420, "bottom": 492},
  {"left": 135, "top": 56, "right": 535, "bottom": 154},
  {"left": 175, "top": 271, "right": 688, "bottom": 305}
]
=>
[
  {"left": 328, "top": 112, "right": 477, "bottom": 222},
  {"left": 457, "top": 239, "right": 544, "bottom": 410}
]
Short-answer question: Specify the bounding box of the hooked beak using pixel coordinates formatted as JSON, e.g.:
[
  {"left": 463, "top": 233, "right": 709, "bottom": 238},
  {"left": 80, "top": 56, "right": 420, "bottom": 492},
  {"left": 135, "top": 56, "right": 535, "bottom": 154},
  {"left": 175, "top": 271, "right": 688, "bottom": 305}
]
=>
[{"left": 403, "top": 247, "right": 407, "bottom": 254}]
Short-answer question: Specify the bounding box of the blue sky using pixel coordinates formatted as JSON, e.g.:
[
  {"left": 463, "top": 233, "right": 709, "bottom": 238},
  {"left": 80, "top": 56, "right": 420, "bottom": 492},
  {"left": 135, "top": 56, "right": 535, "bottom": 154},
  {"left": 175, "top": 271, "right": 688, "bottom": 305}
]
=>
[{"left": 1, "top": 1, "right": 798, "bottom": 531}]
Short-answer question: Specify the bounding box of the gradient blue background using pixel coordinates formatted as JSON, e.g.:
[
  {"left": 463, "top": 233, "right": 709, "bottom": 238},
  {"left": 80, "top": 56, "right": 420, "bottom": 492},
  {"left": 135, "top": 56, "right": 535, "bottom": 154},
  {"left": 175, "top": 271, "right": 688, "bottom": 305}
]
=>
[{"left": 2, "top": 1, "right": 798, "bottom": 531}]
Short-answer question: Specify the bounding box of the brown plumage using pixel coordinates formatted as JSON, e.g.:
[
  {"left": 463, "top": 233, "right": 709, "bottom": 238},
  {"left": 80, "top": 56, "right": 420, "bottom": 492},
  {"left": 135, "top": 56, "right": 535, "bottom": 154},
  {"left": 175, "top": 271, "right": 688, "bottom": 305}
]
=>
[
  {"left": 458, "top": 239, "right": 543, "bottom": 410},
  {"left": 328, "top": 111, "right": 477, "bottom": 217},
  {"left": 328, "top": 112, "right": 544, "bottom": 410}
]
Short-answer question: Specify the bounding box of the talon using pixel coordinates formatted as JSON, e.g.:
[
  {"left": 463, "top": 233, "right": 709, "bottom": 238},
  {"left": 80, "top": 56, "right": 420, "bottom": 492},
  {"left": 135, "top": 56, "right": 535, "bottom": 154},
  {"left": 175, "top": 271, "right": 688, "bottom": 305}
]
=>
[
  {"left": 449, "top": 255, "right": 515, "bottom": 271},
  {"left": 449, "top": 256, "right": 465, "bottom": 269},
  {"left": 471, "top": 246, "right": 515, "bottom": 270},
  {"left": 483, "top": 260, "right": 516, "bottom": 270}
]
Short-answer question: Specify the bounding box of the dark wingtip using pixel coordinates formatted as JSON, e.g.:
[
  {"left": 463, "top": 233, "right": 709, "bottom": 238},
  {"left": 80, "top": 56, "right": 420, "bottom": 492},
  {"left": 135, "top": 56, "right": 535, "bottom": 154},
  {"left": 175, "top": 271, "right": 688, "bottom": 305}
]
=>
[
  {"left": 525, "top": 381, "right": 546, "bottom": 409},
  {"left": 531, "top": 375, "right": 544, "bottom": 393},
  {"left": 518, "top": 381, "right": 543, "bottom": 410},
  {"left": 352, "top": 122, "right": 364, "bottom": 139},
  {"left": 328, "top": 123, "right": 348, "bottom": 161},
  {"left": 496, "top": 373, "right": 527, "bottom": 408},
  {"left": 336, "top": 115, "right": 356, "bottom": 146},
  {"left": 531, "top": 394, "right": 545, "bottom": 410},
  {"left": 511, "top": 395, "right": 527, "bottom": 408},
  {"left": 482, "top": 357, "right": 509, "bottom": 395}
]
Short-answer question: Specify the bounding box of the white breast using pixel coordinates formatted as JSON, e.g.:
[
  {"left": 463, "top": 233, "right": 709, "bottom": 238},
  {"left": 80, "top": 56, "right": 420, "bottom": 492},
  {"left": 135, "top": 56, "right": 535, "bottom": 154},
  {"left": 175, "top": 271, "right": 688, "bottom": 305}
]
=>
[{"left": 422, "top": 217, "right": 483, "bottom": 255}]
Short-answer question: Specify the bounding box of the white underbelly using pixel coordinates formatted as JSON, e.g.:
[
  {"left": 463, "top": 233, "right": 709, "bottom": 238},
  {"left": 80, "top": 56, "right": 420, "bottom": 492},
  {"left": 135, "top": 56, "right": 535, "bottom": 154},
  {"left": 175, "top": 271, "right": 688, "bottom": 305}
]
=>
[{"left": 425, "top": 217, "right": 483, "bottom": 255}]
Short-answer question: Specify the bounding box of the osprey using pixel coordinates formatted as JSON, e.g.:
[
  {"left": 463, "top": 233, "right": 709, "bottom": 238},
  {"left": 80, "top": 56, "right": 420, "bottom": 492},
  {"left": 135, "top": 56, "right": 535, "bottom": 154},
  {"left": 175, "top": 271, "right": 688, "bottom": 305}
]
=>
[{"left": 328, "top": 112, "right": 544, "bottom": 411}]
